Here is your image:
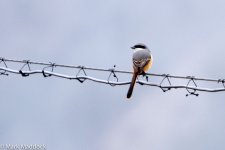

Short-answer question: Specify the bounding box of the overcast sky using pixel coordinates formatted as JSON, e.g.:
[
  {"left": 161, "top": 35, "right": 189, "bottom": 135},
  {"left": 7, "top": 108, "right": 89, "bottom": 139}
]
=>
[{"left": 1, "top": 0, "right": 225, "bottom": 150}]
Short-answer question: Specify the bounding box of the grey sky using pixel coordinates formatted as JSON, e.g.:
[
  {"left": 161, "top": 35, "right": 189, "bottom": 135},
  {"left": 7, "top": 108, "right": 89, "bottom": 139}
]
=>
[{"left": 0, "top": 0, "right": 225, "bottom": 150}]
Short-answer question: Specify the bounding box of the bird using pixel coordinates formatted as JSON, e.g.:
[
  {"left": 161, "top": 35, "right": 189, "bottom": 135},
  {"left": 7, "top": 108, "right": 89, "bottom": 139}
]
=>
[{"left": 127, "top": 43, "right": 153, "bottom": 99}]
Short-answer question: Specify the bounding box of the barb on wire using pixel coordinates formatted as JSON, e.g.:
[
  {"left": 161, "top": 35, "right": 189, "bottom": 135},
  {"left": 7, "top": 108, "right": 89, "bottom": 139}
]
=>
[
  {"left": 0, "top": 57, "right": 225, "bottom": 96},
  {"left": 19, "top": 60, "right": 31, "bottom": 77},
  {"left": 218, "top": 79, "right": 225, "bottom": 88},
  {"left": 159, "top": 74, "right": 172, "bottom": 92},
  {"left": 0, "top": 57, "right": 8, "bottom": 76},
  {"left": 186, "top": 76, "right": 199, "bottom": 96},
  {"left": 42, "top": 62, "right": 56, "bottom": 77},
  {"left": 76, "top": 66, "right": 87, "bottom": 83},
  {"left": 107, "top": 65, "right": 119, "bottom": 86}
]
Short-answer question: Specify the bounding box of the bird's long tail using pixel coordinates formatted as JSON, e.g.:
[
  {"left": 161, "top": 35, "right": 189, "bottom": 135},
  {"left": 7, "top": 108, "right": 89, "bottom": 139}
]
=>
[{"left": 127, "top": 72, "right": 138, "bottom": 99}]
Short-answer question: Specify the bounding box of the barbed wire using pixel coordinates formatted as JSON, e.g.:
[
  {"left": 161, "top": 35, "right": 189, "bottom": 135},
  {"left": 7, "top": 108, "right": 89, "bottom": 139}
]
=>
[{"left": 0, "top": 57, "right": 225, "bottom": 96}]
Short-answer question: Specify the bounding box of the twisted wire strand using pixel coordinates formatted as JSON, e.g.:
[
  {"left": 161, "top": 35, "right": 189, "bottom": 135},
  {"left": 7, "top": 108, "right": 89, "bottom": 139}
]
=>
[{"left": 0, "top": 57, "right": 225, "bottom": 96}]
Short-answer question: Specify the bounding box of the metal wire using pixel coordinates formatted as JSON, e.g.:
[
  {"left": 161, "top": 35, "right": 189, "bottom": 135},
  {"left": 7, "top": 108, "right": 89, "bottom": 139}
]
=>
[{"left": 1, "top": 57, "right": 225, "bottom": 96}]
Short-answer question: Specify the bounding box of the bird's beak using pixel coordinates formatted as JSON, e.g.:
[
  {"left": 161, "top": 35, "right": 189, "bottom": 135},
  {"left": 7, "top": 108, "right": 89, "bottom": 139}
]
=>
[{"left": 131, "top": 46, "right": 135, "bottom": 49}]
